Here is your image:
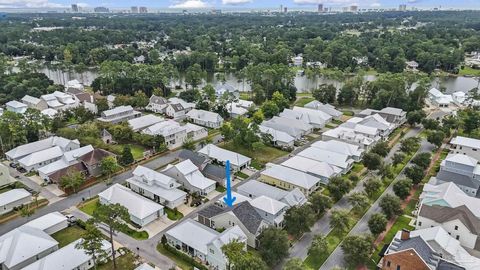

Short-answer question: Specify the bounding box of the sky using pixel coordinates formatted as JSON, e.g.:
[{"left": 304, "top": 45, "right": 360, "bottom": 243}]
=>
[{"left": 0, "top": 0, "right": 478, "bottom": 10}]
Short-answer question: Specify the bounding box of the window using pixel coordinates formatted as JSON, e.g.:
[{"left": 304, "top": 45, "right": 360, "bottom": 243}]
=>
[
  {"left": 455, "top": 225, "right": 458, "bottom": 230},
  {"left": 456, "top": 235, "right": 460, "bottom": 240},
  {"left": 418, "top": 222, "right": 422, "bottom": 226},
  {"left": 473, "top": 149, "right": 478, "bottom": 151},
  {"left": 386, "top": 261, "right": 391, "bottom": 267},
  {"left": 396, "top": 266, "right": 401, "bottom": 270}
]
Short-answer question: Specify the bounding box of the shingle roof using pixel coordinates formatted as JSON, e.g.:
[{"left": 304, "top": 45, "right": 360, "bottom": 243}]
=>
[
  {"left": 419, "top": 205, "right": 480, "bottom": 234},
  {"left": 78, "top": 149, "right": 114, "bottom": 166},
  {"left": 199, "top": 202, "right": 265, "bottom": 234},
  {"left": 389, "top": 235, "right": 437, "bottom": 267},
  {"left": 48, "top": 162, "right": 88, "bottom": 184},
  {"left": 435, "top": 170, "right": 479, "bottom": 190},
  {"left": 178, "top": 149, "right": 206, "bottom": 167},
  {"left": 149, "top": 95, "right": 168, "bottom": 105}
]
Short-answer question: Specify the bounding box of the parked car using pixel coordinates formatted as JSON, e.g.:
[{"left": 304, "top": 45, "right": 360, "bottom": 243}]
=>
[
  {"left": 65, "top": 214, "right": 77, "bottom": 224},
  {"left": 16, "top": 167, "right": 27, "bottom": 173},
  {"left": 9, "top": 163, "right": 17, "bottom": 168}
]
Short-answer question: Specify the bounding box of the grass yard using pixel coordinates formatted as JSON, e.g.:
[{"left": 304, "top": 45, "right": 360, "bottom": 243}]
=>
[
  {"left": 371, "top": 216, "right": 414, "bottom": 263},
  {"left": 215, "top": 185, "right": 227, "bottom": 192},
  {"left": 78, "top": 197, "right": 99, "bottom": 216},
  {"left": 165, "top": 208, "right": 184, "bottom": 221},
  {"left": 157, "top": 244, "right": 192, "bottom": 270},
  {"left": 123, "top": 227, "right": 149, "bottom": 240},
  {"left": 51, "top": 225, "right": 87, "bottom": 248},
  {"left": 459, "top": 66, "right": 480, "bottom": 76},
  {"left": 219, "top": 141, "right": 288, "bottom": 167},
  {"left": 294, "top": 97, "right": 315, "bottom": 107},
  {"left": 110, "top": 144, "right": 146, "bottom": 160},
  {"left": 98, "top": 252, "right": 137, "bottom": 270},
  {"left": 239, "top": 92, "right": 251, "bottom": 101}
]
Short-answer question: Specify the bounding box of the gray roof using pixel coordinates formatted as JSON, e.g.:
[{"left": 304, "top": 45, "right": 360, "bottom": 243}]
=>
[
  {"left": 389, "top": 235, "right": 438, "bottom": 266},
  {"left": 149, "top": 95, "right": 168, "bottom": 105},
  {"left": 203, "top": 164, "right": 226, "bottom": 181},
  {"left": 436, "top": 170, "right": 480, "bottom": 189},
  {"left": 169, "top": 103, "right": 184, "bottom": 112},
  {"left": 437, "top": 260, "right": 466, "bottom": 270},
  {"left": 198, "top": 202, "right": 264, "bottom": 234},
  {"left": 198, "top": 204, "right": 226, "bottom": 218},
  {"left": 178, "top": 150, "right": 206, "bottom": 167},
  {"left": 419, "top": 205, "right": 480, "bottom": 234},
  {"left": 236, "top": 180, "right": 288, "bottom": 201}
]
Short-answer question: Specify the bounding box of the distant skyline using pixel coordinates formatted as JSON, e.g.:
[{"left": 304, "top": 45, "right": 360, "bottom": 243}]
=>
[{"left": 0, "top": 0, "right": 479, "bottom": 10}]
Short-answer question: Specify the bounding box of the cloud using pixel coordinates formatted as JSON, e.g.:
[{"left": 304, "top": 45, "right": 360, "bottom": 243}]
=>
[
  {"left": 0, "top": 0, "right": 65, "bottom": 8},
  {"left": 371, "top": 2, "right": 381, "bottom": 7},
  {"left": 169, "top": 0, "right": 209, "bottom": 9},
  {"left": 222, "top": 0, "right": 252, "bottom": 5}
]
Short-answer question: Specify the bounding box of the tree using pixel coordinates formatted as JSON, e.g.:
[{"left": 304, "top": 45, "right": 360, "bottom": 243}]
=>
[
  {"left": 427, "top": 130, "right": 445, "bottom": 148},
  {"left": 348, "top": 192, "right": 370, "bottom": 213},
  {"left": 258, "top": 228, "right": 289, "bottom": 266},
  {"left": 252, "top": 110, "right": 265, "bottom": 125},
  {"left": 341, "top": 234, "right": 373, "bottom": 267},
  {"left": 119, "top": 145, "right": 134, "bottom": 166},
  {"left": 380, "top": 164, "right": 395, "bottom": 180},
  {"left": 362, "top": 152, "right": 383, "bottom": 171},
  {"left": 330, "top": 209, "right": 350, "bottom": 232},
  {"left": 271, "top": 91, "right": 289, "bottom": 111},
  {"left": 93, "top": 203, "right": 130, "bottom": 269},
  {"left": 412, "top": 152, "right": 432, "bottom": 170},
  {"left": 371, "top": 142, "right": 390, "bottom": 157},
  {"left": 308, "top": 234, "right": 327, "bottom": 257},
  {"left": 393, "top": 179, "right": 413, "bottom": 200},
  {"left": 76, "top": 220, "right": 108, "bottom": 270},
  {"left": 421, "top": 118, "right": 440, "bottom": 130},
  {"left": 283, "top": 258, "right": 305, "bottom": 270},
  {"left": 309, "top": 193, "right": 332, "bottom": 216},
  {"left": 380, "top": 194, "right": 402, "bottom": 219},
  {"left": 392, "top": 152, "right": 405, "bottom": 167},
  {"left": 59, "top": 169, "right": 85, "bottom": 193},
  {"left": 312, "top": 84, "right": 336, "bottom": 104},
  {"left": 400, "top": 137, "right": 420, "bottom": 154},
  {"left": 407, "top": 110, "right": 426, "bottom": 126},
  {"left": 182, "top": 139, "right": 196, "bottom": 151},
  {"left": 327, "top": 176, "right": 352, "bottom": 201},
  {"left": 261, "top": 100, "right": 279, "bottom": 119},
  {"left": 185, "top": 63, "right": 205, "bottom": 89},
  {"left": 100, "top": 156, "right": 119, "bottom": 182},
  {"left": 404, "top": 165, "right": 425, "bottom": 184},
  {"left": 284, "top": 205, "right": 316, "bottom": 237},
  {"left": 368, "top": 213, "right": 388, "bottom": 236},
  {"left": 203, "top": 84, "right": 216, "bottom": 102},
  {"left": 222, "top": 240, "right": 267, "bottom": 270},
  {"left": 363, "top": 178, "right": 382, "bottom": 199},
  {"left": 179, "top": 89, "right": 201, "bottom": 102}
]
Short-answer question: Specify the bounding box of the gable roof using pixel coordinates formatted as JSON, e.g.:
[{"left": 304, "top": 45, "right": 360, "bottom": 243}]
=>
[
  {"left": 434, "top": 170, "right": 479, "bottom": 190},
  {"left": 249, "top": 195, "right": 287, "bottom": 215},
  {"left": 187, "top": 109, "right": 223, "bottom": 123},
  {"left": 304, "top": 101, "right": 342, "bottom": 117},
  {"left": 198, "top": 144, "right": 251, "bottom": 167},
  {"left": 48, "top": 162, "right": 88, "bottom": 184},
  {"left": 164, "top": 160, "right": 216, "bottom": 190},
  {"left": 132, "top": 165, "right": 177, "bottom": 188},
  {"left": 444, "top": 153, "right": 478, "bottom": 167},
  {"left": 18, "top": 146, "right": 64, "bottom": 167},
  {"left": 6, "top": 100, "right": 28, "bottom": 108},
  {"left": 451, "top": 136, "right": 480, "bottom": 149},
  {"left": 165, "top": 219, "right": 218, "bottom": 255},
  {"left": 311, "top": 140, "right": 363, "bottom": 158},
  {"left": 21, "top": 95, "right": 42, "bottom": 105},
  {"left": 0, "top": 189, "right": 30, "bottom": 206},
  {"left": 420, "top": 204, "right": 480, "bottom": 235},
  {"left": 78, "top": 149, "right": 114, "bottom": 166},
  {"left": 297, "top": 147, "right": 352, "bottom": 170},
  {"left": 149, "top": 95, "right": 168, "bottom": 105},
  {"left": 22, "top": 212, "right": 67, "bottom": 232},
  {"left": 259, "top": 125, "right": 295, "bottom": 144},
  {"left": 386, "top": 234, "right": 437, "bottom": 268},
  {"left": 281, "top": 156, "right": 340, "bottom": 181},
  {"left": 178, "top": 149, "right": 206, "bottom": 167},
  {"left": 102, "top": 105, "right": 134, "bottom": 117},
  {"left": 261, "top": 163, "right": 320, "bottom": 190},
  {"left": 128, "top": 114, "right": 164, "bottom": 131}
]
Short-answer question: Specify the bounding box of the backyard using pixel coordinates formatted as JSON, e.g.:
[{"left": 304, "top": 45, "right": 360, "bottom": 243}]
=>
[
  {"left": 51, "top": 225, "right": 87, "bottom": 248},
  {"left": 98, "top": 251, "right": 137, "bottom": 270},
  {"left": 219, "top": 141, "right": 288, "bottom": 168}
]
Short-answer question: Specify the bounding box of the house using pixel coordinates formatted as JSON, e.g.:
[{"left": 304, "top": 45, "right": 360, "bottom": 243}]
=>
[
  {"left": 142, "top": 120, "right": 187, "bottom": 150},
  {"left": 428, "top": 153, "right": 480, "bottom": 197},
  {"left": 65, "top": 87, "right": 97, "bottom": 113},
  {"left": 322, "top": 126, "right": 378, "bottom": 150},
  {"left": 291, "top": 106, "right": 333, "bottom": 126},
  {"left": 165, "top": 103, "right": 186, "bottom": 119},
  {"left": 234, "top": 99, "right": 254, "bottom": 110},
  {"left": 0, "top": 226, "right": 58, "bottom": 270},
  {"left": 379, "top": 227, "right": 476, "bottom": 270},
  {"left": 297, "top": 147, "right": 354, "bottom": 174},
  {"left": 21, "top": 95, "right": 48, "bottom": 111},
  {"left": 342, "top": 114, "right": 394, "bottom": 138},
  {"left": 146, "top": 95, "right": 169, "bottom": 113},
  {"left": 249, "top": 195, "right": 288, "bottom": 227},
  {"left": 197, "top": 202, "right": 269, "bottom": 248},
  {"left": 198, "top": 144, "right": 251, "bottom": 171},
  {"left": 261, "top": 121, "right": 304, "bottom": 140},
  {"left": 97, "top": 105, "right": 142, "bottom": 124},
  {"left": 101, "top": 129, "right": 113, "bottom": 144},
  {"left": 428, "top": 88, "right": 453, "bottom": 108},
  {"left": 226, "top": 102, "right": 248, "bottom": 118},
  {"left": 215, "top": 83, "right": 239, "bottom": 99},
  {"left": 0, "top": 163, "right": 14, "bottom": 187},
  {"left": 164, "top": 219, "right": 247, "bottom": 270},
  {"left": 78, "top": 148, "right": 115, "bottom": 177},
  {"left": 134, "top": 55, "right": 145, "bottom": 64},
  {"left": 162, "top": 159, "right": 216, "bottom": 196},
  {"left": 65, "top": 79, "right": 84, "bottom": 92},
  {"left": 6, "top": 100, "right": 28, "bottom": 114},
  {"left": 40, "top": 94, "right": 64, "bottom": 110},
  {"left": 40, "top": 108, "right": 58, "bottom": 118},
  {"left": 452, "top": 91, "right": 467, "bottom": 105},
  {"left": 126, "top": 166, "right": 187, "bottom": 209},
  {"left": 258, "top": 125, "right": 295, "bottom": 148},
  {"left": 47, "top": 162, "right": 89, "bottom": 185},
  {"left": 416, "top": 204, "right": 480, "bottom": 251},
  {"left": 128, "top": 114, "right": 164, "bottom": 132},
  {"left": 98, "top": 183, "right": 164, "bottom": 227},
  {"left": 259, "top": 163, "right": 322, "bottom": 196},
  {"left": 405, "top": 60, "right": 419, "bottom": 71},
  {"left": 52, "top": 91, "right": 78, "bottom": 109},
  {"left": 216, "top": 191, "right": 251, "bottom": 208},
  {"left": 450, "top": 136, "right": 480, "bottom": 161},
  {"left": 168, "top": 97, "right": 195, "bottom": 112},
  {"left": 185, "top": 123, "right": 208, "bottom": 142},
  {"left": 22, "top": 238, "right": 111, "bottom": 270},
  {"left": 358, "top": 107, "right": 407, "bottom": 127},
  {"left": 304, "top": 101, "right": 342, "bottom": 120},
  {"left": 236, "top": 180, "right": 307, "bottom": 207},
  {"left": 22, "top": 211, "right": 68, "bottom": 235},
  {"left": 266, "top": 116, "right": 314, "bottom": 135},
  {"left": 37, "top": 145, "right": 94, "bottom": 180},
  {"left": 18, "top": 146, "right": 66, "bottom": 172},
  {"left": 281, "top": 156, "right": 342, "bottom": 184},
  {"left": 186, "top": 109, "right": 224, "bottom": 129},
  {"left": 6, "top": 136, "right": 80, "bottom": 162},
  {"left": 310, "top": 140, "right": 364, "bottom": 161},
  {"left": 0, "top": 188, "right": 31, "bottom": 215},
  {"left": 292, "top": 55, "right": 303, "bottom": 67},
  {"left": 107, "top": 95, "right": 115, "bottom": 108},
  {"left": 177, "top": 150, "right": 226, "bottom": 186}
]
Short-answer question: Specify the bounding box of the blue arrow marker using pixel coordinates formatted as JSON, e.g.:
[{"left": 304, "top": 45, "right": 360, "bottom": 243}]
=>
[{"left": 223, "top": 160, "right": 236, "bottom": 207}]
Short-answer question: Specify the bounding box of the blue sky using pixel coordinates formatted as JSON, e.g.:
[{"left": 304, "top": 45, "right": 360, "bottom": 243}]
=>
[{"left": 0, "top": 0, "right": 478, "bottom": 9}]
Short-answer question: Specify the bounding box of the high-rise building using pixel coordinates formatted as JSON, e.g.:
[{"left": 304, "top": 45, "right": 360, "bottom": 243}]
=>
[
  {"left": 71, "top": 4, "right": 78, "bottom": 12},
  {"left": 280, "top": 5, "right": 283, "bottom": 13},
  {"left": 284, "top": 7, "right": 288, "bottom": 13},
  {"left": 399, "top": 4, "right": 407, "bottom": 11},
  {"left": 131, "top": 6, "right": 138, "bottom": 13},
  {"left": 350, "top": 5, "right": 358, "bottom": 12},
  {"left": 94, "top": 6, "right": 109, "bottom": 13},
  {"left": 318, "top": 4, "right": 323, "bottom": 13},
  {"left": 139, "top": 6, "right": 148, "bottom": 13}
]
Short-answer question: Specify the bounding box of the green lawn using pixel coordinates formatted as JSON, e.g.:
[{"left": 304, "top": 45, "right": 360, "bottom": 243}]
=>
[
  {"left": 110, "top": 144, "right": 146, "bottom": 160},
  {"left": 459, "top": 66, "right": 480, "bottom": 76},
  {"left": 341, "top": 110, "right": 354, "bottom": 116},
  {"left": 123, "top": 227, "right": 149, "bottom": 240},
  {"left": 294, "top": 97, "right": 315, "bottom": 107},
  {"left": 98, "top": 252, "right": 137, "bottom": 270},
  {"left": 239, "top": 92, "right": 251, "bottom": 101},
  {"left": 157, "top": 244, "right": 192, "bottom": 270},
  {"left": 215, "top": 185, "right": 227, "bottom": 192},
  {"left": 165, "top": 208, "right": 184, "bottom": 221},
  {"left": 371, "top": 216, "right": 414, "bottom": 263},
  {"left": 78, "top": 197, "right": 99, "bottom": 216},
  {"left": 51, "top": 225, "right": 87, "bottom": 248},
  {"left": 219, "top": 142, "right": 288, "bottom": 167}
]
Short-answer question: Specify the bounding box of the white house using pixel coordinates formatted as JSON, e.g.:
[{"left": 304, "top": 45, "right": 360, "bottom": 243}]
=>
[
  {"left": 358, "top": 107, "right": 407, "bottom": 127},
  {"left": 22, "top": 238, "right": 111, "bottom": 270},
  {"left": 6, "top": 100, "right": 28, "bottom": 114},
  {"left": 18, "top": 146, "right": 66, "bottom": 172},
  {"left": 97, "top": 105, "right": 142, "bottom": 124},
  {"left": 162, "top": 160, "right": 216, "bottom": 196},
  {"left": 142, "top": 120, "right": 187, "bottom": 150},
  {"left": 226, "top": 102, "right": 248, "bottom": 118},
  {"left": 198, "top": 144, "right": 251, "bottom": 171},
  {"left": 304, "top": 101, "right": 342, "bottom": 120},
  {"left": 126, "top": 166, "right": 187, "bottom": 209},
  {"left": 405, "top": 60, "right": 419, "bottom": 71},
  {"left": 281, "top": 156, "right": 342, "bottom": 185},
  {"left": 168, "top": 97, "right": 195, "bottom": 111},
  {"left": 186, "top": 109, "right": 224, "bottom": 129},
  {"left": 259, "top": 163, "right": 322, "bottom": 196},
  {"left": 322, "top": 126, "right": 378, "bottom": 150},
  {"left": 37, "top": 145, "right": 94, "bottom": 180},
  {"left": 146, "top": 95, "right": 168, "bottom": 113},
  {"left": 5, "top": 136, "right": 80, "bottom": 162},
  {"left": 266, "top": 116, "right": 314, "bottom": 135},
  {"left": 297, "top": 147, "right": 354, "bottom": 174},
  {"left": 261, "top": 121, "right": 304, "bottom": 140},
  {"left": 292, "top": 55, "right": 303, "bottom": 67},
  {"left": 428, "top": 88, "right": 453, "bottom": 107},
  {"left": 215, "top": 83, "right": 239, "bottom": 99},
  {"left": 0, "top": 163, "right": 14, "bottom": 187},
  {"left": 258, "top": 125, "right": 295, "bottom": 148},
  {"left": 98, "top": 184, "right": 164, "bottom": 227},
  {"left": 164, "top": 219, "right": 247, "bottom": 270},
  {"left": 450, "top": 136, "right": 480, "bottom": 161},
  {"left": 236, "top": 180, "right": 307, "bottom": 207},
  {"left": 40, "top": 108, "right": 58, "bottom": 119},
  {"left": 249, "top": 195, "right": 288, "bottom": 228},
  {"left": 0, "top": 188, "right": 31, "bottom": 215},
  {"left": 310, "top": 140, "right": 364, "bottom": 161},
  {"left": 21, "top": 95, "right": 48, "bottom": 111},
  {"left": 291, "top": 106, "right": 333, "bottom": 127},
  {"left": 185, "top": 123, "right": 208, "bottom": 142},
  {"left": 165, "top": 103, "right": 186, "bottom": 119},
  {"left": 22, "top": 211, "right": 69, "bottom": 235},
  {"left": 128, "top": 114, "right": 164, "bottom": 132}
]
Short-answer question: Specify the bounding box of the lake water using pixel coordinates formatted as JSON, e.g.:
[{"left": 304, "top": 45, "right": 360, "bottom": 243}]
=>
[{"left": 40, "top": 67, "right": 480, "bottom": 95}]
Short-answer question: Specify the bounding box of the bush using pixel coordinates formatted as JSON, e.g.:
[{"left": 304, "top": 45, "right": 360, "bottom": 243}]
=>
[{"left": 162, "top": 243, "right": 209, "bottom": 270}]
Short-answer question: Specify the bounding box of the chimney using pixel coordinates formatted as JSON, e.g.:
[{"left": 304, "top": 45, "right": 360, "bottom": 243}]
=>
[{"left": 400, "top": 229, "right": 410, "bottom": 241}]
